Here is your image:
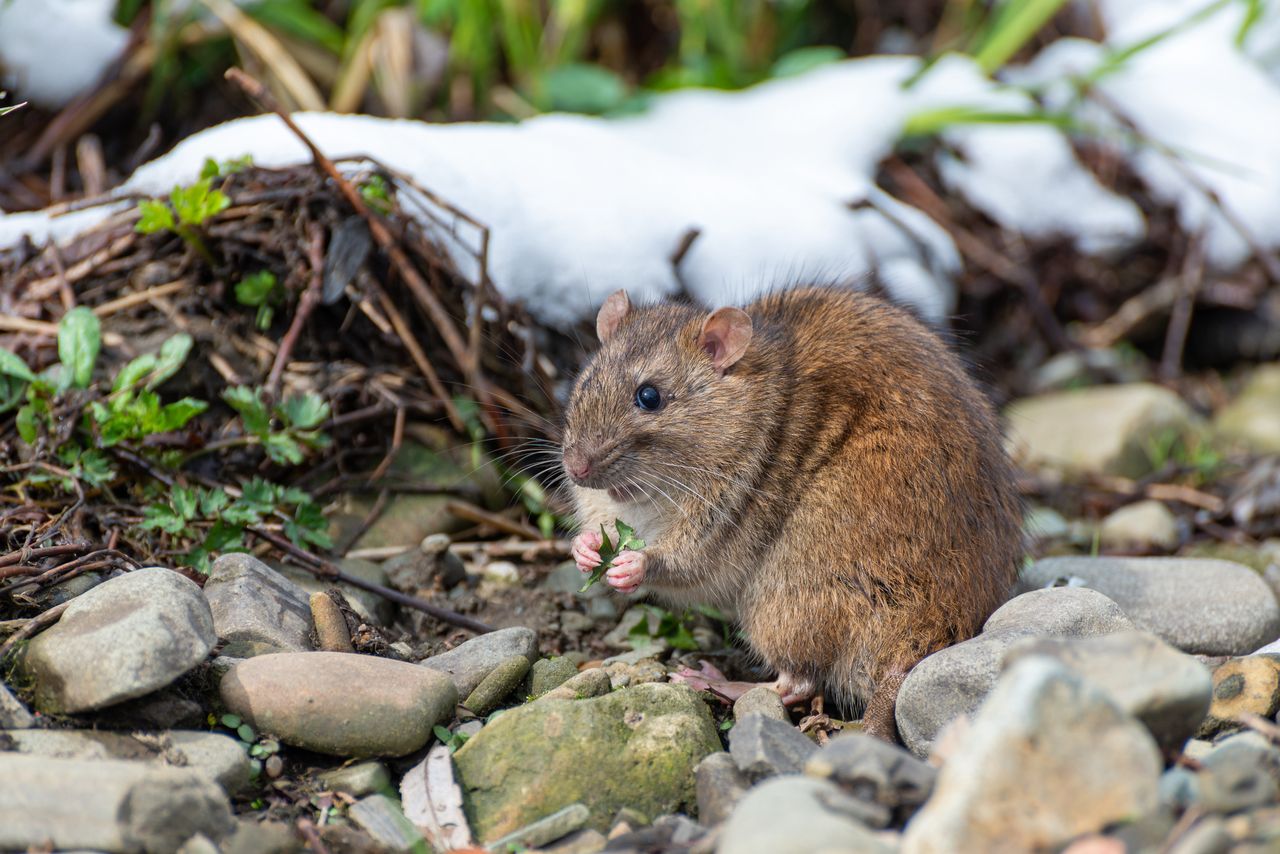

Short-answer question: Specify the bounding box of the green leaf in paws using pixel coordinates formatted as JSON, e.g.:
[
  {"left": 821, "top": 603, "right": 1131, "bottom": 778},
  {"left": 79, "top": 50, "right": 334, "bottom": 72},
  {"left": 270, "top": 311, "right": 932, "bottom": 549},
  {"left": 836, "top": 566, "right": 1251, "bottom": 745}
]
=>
[{"left": 579, "top": 518, "right": 646, "bottom": 592}]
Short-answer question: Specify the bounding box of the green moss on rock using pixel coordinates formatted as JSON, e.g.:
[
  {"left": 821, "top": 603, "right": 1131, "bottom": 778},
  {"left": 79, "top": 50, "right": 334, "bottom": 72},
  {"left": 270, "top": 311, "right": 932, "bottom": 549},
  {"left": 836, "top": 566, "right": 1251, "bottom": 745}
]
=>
[{"left": 453, "top": 682, "right": 722, "bottom": 841}]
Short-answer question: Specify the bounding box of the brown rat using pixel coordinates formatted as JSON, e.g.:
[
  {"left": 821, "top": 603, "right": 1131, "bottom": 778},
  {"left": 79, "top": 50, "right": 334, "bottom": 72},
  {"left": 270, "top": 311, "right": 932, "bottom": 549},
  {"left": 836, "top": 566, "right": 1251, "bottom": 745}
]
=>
[{"left": 560, "top": 286, "right": 1022, "bottom": 740}]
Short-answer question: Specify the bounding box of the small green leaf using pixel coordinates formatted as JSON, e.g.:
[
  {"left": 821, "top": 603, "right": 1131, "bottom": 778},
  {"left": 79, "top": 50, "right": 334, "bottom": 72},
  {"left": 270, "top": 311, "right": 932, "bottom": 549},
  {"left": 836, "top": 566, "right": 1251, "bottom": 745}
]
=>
[
  {"left": 172, "top": 486, "right": 199, "bottom": 520},
  {"left": 237, "top": 723, "right": 256, "bottom": 742},
  {"left": 58, "top": 306, "right": 101, "bottom": 389},
  {"left": 433, "top": 725, "right": 453, "bottom": 742},
  {"left": 224, "top": 386, "right": 270, "bottom": 436},
  {"left": 539, "top": 63, "right": 627, "bottom": 114},
  {"left": 234, "top": 271, "right": 278, "bottom": 308},
  {"left": 140, "top": 504, "right": 188, "bottom": 535},
  {"left": 0, "top": 347, "right": 36, "bottom": 382},
  {"left": 113, "top": 353, "right": 157, "bottom": 393},
  {"left": 147, "top": 332, "right": 193, "bottom": 389},
  {"left": 136, "top": 199, "right": 176, "bottom": 234},
  {"left": 220, "top": 713, "right": 242, "bottom": 729},
  {"left": 198, "top": 487, "right": 232, "bottom": 516},
  {"left": 15, "top": 404, "right": 38, "bottom": 444},
  {"left": 157, "top": 397, "right": 208, "bottom": 431},
  {"left": 280, "top": 392, "right": 330, "bottom": 430}
]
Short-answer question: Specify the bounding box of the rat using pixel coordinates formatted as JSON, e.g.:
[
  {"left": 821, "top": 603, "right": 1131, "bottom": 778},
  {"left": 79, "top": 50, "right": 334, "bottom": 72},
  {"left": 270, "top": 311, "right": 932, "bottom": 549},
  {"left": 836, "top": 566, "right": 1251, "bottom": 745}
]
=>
[{"left": 559, "top": 286, "right": 1023, "bottom": 740}]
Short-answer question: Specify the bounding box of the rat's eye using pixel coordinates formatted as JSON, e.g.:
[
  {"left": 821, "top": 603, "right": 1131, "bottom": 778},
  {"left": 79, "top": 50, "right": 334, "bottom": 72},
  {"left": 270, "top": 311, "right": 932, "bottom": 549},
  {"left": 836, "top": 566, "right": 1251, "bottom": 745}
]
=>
[{"left": 634, "top": 383, "right": 662, "bottom": 412}]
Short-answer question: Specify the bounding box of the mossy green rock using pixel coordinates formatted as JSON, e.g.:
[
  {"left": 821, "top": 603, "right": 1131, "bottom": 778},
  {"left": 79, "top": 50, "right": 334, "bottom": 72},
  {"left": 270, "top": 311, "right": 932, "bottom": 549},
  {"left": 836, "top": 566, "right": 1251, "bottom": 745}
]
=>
[{"left": 453, "top": 682, "right": 721, "bottom": 841}]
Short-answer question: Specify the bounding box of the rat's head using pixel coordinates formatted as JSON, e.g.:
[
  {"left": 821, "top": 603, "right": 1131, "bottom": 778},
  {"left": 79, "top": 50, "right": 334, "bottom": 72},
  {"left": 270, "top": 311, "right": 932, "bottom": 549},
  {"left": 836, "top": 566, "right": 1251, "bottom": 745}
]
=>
[{"left": 561, "top": 290, "right": 755, "bottom": 499}]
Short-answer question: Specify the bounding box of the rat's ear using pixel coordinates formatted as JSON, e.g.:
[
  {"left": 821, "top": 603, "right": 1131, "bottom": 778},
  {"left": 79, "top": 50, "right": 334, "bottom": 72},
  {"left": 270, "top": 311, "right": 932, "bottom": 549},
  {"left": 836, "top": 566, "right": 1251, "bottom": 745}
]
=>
[
  {"left": 596, "top": 290, "right": 631, "bottom": 344},
  {"left": 698, "top": 307, "right": 753, "bottom": 374}
]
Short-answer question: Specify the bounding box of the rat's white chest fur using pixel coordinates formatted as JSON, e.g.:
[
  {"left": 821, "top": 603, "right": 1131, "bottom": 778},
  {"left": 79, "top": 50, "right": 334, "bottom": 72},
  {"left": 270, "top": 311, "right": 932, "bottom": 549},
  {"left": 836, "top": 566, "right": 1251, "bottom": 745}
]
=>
[{"left": 572, "top": 486, "right": 672, "bottom": 546}]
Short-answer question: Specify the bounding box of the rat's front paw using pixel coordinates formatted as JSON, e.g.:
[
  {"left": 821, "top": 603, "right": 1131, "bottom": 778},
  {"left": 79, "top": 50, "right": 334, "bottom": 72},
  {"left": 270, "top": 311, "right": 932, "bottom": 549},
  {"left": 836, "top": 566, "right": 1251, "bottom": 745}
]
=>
[
  {"left": 606, "top": 550, "right": 646, "bottom": 593},
  {"left": 571, "top": 530, "right": 603, "bottom": 573}
]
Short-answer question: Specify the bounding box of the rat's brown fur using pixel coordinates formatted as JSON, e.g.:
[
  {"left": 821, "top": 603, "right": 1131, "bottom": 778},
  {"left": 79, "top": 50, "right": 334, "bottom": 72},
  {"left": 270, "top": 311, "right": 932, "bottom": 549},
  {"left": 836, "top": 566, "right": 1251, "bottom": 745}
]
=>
[{"left": 561, "top": 286, "right": 1022, "bottom": 733}]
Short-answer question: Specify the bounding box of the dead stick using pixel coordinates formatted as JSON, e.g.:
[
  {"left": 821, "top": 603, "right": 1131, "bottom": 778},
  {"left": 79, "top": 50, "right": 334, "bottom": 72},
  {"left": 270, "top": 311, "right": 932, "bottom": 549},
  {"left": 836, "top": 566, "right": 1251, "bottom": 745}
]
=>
[
  {"left": 444, "top": 499, "right": 544, "bottom": 541},
  {"left": 0, "top": 601, "right": 70, "bottom": 660},
  {"left": 0, "top": 543, "right": 93, "bottom": 568},
  {"left": 248, "top": 526, "right": 494, "bottom": 634},
  {"left": 368, "top": 281, "right": 463, "bottom": 429},
  {"left": 265, "top": 223, "right": 325, "bottom": 397}
]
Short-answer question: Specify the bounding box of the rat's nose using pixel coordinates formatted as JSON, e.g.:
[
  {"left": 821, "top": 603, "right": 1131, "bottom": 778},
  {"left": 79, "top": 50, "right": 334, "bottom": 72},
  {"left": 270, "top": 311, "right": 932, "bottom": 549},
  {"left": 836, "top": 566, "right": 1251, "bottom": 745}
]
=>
[{"left": 563, "top": 448, "right": 592, "bottom": 481}]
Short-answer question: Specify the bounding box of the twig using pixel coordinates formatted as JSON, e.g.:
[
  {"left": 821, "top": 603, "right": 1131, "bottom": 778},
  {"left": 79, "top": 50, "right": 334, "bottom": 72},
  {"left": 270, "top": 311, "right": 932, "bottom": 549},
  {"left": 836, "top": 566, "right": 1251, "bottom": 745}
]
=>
[
  {"left": 1159, "top": 233, "right": 1206, "bottom": 381},
  {"left": 341, "top": 487, "right": 390, "bottom": 557},
  {"left": 265, "top": 223, "right": 325, "bottom": 397},
  {"left": 0, "top": 600, "right": 70, "bottom": 660},
  {"left": 0, "top": 543, "right": 93, "bottom": 568},
  {"left": 247, "top": 526, "right": 494, "bottom": 634},
  {"left": 444, "top": 499, "right": 544, "bottom": 541},
  {"left": 366, "top": 280, "right": 463, "bottom": 429},
  {"left": 93, "top": 279, "right": 189, "bottom": 318},
  {"left": 1081, "top": 276, "right": 1181, "bottom": 349},
  {"left": 368, "top": 406, "right": 405, "bottom": 483},
  {"left": 295, "top": 818, "right": 331, "bottom": 854}
]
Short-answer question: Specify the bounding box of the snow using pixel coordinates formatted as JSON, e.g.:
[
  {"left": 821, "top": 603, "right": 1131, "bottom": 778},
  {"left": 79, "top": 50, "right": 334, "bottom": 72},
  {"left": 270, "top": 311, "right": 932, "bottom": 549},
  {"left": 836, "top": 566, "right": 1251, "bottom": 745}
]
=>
[
  {"left": 3, "top": 0, "right": 1280, "bottom": 325},
  {"left": 0, "top": 0, "right": 129, "bottom": 109}
]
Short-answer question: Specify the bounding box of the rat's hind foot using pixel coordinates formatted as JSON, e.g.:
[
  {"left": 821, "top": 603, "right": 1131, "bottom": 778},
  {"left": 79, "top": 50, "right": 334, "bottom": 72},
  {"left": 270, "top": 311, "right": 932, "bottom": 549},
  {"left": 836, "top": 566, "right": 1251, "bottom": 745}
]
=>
[
  {"left": 773, "top": 672, "right": 817, "bottom": 706},
  {"left": 571, "top": 530, "right": 603, "bottom": 573},
  {"left": 861, "top": 668, "right": 908, "bottom": 743}
]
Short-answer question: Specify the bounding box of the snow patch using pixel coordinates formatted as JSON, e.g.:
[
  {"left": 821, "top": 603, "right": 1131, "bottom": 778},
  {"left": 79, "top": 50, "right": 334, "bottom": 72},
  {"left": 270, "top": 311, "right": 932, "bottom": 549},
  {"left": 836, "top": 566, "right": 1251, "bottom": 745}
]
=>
[{"left": 0, "top": 0, "right": 129, "bottom": 109}]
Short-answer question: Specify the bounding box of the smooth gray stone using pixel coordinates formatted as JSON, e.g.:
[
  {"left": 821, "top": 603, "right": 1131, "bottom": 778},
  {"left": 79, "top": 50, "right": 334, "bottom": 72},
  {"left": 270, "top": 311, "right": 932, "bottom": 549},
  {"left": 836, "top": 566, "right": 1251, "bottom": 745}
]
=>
[
  {"left": 485, "top": 803, "right": 590, "bottom": 853},
  {"left": 728, "top": 713, "right": 817, "bottom": 781},
  {"left": 718, "top": 776, "right": 893, "bottom": 854},
  {"left": 0, "top": 754, "right": 234, "bottom": 852},
  {"left": 315, "top": 761, "right": 391, "bottom": 797},
  {"left": 694, "top": 751, "right": 748, "bottom": 826},
  {"left": 420, "top": 626, "right": 538, "bottom": 696},
  {"left": 804, "top": 732, "right": 935, "bottom": 820},
  {"left": 1020, "top": 556, "right": 1280, "bottom": 655},
  {"left": 348, "top": 794, "right": 426, "bottom": 852},
  {"left": 0, "top": 682, "right": 33, "bottom": 728},
  {"left": 19, "top": 567, "right": 216, "bottom": 713},
  {"left": 733, "top": 686, "right": 788, "bottom": 723},
  {"left": 204, "top": 554, "right": 314, "bottom": 651}
]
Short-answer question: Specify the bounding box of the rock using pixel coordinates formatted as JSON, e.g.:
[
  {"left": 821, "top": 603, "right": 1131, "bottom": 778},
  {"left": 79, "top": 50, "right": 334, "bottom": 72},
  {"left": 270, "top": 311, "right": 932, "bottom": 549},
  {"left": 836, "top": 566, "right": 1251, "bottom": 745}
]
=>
[
  {"left": 452, "top": 682, "right": 719, "bottom": 841},
  {"left": 107, "top": 690, "right": 207, "bottom": 729},
  {"left": 603, "top": 656, "right": 667, "bottom": 689},
  {"left": 0, "top": 729, "right": 251, "bottom": 793},
  {"left": 729, "top": 713, "right": 818, "bottom": 781},
  {"left": 896, "top": 587, "right": 1135, "bottom": 756},
  {"left": 384, "top": 534, "right": 466, "bottom": 592},
  {"left": 1004, "top": 631, "right": 1212, "bottom": 753},
  {"left": 541, "top": 828, "right": 608, "bottom": 854},
  {"left": 32, "top": 571, "right": 102, "bottom": 608},
  {"left": 1020, "top": 556, "right": 1280, "bottom": 655},
  {"left": 220, "top": 651, "right": 457, "bottom": 757},
  {"left": 1167, "top": 816, "right": 1232, "bottom": 854},
  {"left": 540, "top": 668, "right": 613, "bottom": 701},
  {"left": 0, "top": 682, "right": 33, "bottom": 728},
  {"left": 718, "top": 776, "right": 895, "bottom": 854},
  {"left": 1100, "top": 500, "right": 1180, "bottom": 551},
  {"left": 19, "top": 567, "right": 216, "bottom": 713},
  {"left": 1214, "top": 365, "right": 1280, "bottom": 454},
  {"left": 310, "top": 591, "right": 354, "bottom": 653},
  {"left": 485, "top": 804, "right": 590, "bottom": 853},
  {"left": 482, "top": 561, "right": 520, "bottom": 586},
  {"left": 1025, "top": 505, "right": 1070, "bottom": 541},
  {"left": 694, "top": 751, "right": 748, "bottom": 826},
  {"left": 1197, "top": 733, "right": 1280, "bottom": 814},
  {"left": 804, "top": 732, "right": 936, "bottom": 822},
  {"left": 0, "top": 754, "right": 234, "bottom": 852},
  {"left": 733, "top": 686, "right": 788, "bottom": 722},
  {"left": 463, "top": 654, "right": 531, "bottom": 715},
  {"left": 1197, "top": 655, "right": 1280, "bottom": 738},
  {"left": 316, "top": 762, "right": 391, "bottom": 797},
  {"left": 348, "top": 795, "right": 426, "bottom": 852},
  {"left": 204, "top": 554, "right": 314, "bottom": 651},
  {"left": 529, "top": 657, "right": 579, "bottom": 698},
  {"left": 279, "top": 557, "right": 394, "bottom": 627},
  {"left": 220, "top": 818, "right": 301, "bottom": 854},
  {"left": 901, "top": 658, "right": 1162, "bottom": 854},
  {"left": 420, "top": 626, "right": 538, "bottom": 696},
  {"left": 340, "top": 493, "right": 464, "bottom": 553},
  {"left": 1005, "top": 383, "right": 1196, "bottom": 477}
]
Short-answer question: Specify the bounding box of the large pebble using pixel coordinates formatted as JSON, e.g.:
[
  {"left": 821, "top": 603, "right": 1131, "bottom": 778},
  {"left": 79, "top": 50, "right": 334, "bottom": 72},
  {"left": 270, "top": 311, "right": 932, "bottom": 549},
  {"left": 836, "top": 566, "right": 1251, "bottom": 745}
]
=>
[
  {"left": 695, "top": 751, "right": 749, "bottom": 826},
  {"left": 1214, "top": 365, "right": 1280, "bottom": 454},
  {"left": 529, "top": 656, "right": 579, "bottom": 698},
  {"left": 1, "top": 729, "right": 251, "bottom": 793},
  {"left": 1005, "top": 631, "right": 1212, "bottom": 754},
  {"left": 420, "top": 626, "right": 538, "bottom": 696},
  {"left": 280, "top": 556, "right": 395, "bottom": 626},
  {"left": 220, "top": 651, "right": 457, "bottom": 757},
  {"left": 0, "top": 754, "right": 234, "bottom": 852},
  {"left": 1197, "top": 733, "right": 1280, "bottom": 814},
  {"left": 203, "top": 554, "right": 314, "bottom": 651},
  {"left": 19, "top": 568, "right": 216, "bottom": 713},
  {"left": 452, "top": 682, "right": 719, "bottom": 842},
  {"left": 728, "top": 713, "right": 817, "bottom": 781},
  {"left": 718, "top": 776, "right": 894, "bottom": 854},
  {"left": 733, "top": 686, "right": 787, "bottom": 722},
  {"left": 539, "top": 667, "right": 612, "bottom": 701},
  {"left": 804, "top": 732, "right": 936, "bottom": 822},
  {"left": 1100, "top": 500, "right": 1180, "bottom": 551},
  {"left": 463, "top": 654, "right": 531, "bottom": 715},
  {"left": 1005, "top": 383, "right": 1195, "bottom": 477},
  {"left": 1021, "top": 556, "right": 1280, "bottom": 655},
  {"left": 1197, "top": 655, "right": 1280, "bottom": 738},
  {"left": 902, "top": 658, "right": 1161, "bottom": 853},
  {"left": 0, "top": 682, "right": 33, "bottom": 728},
  {"left": 896, "top": 587, "right": 1134, "bottom": 756}
]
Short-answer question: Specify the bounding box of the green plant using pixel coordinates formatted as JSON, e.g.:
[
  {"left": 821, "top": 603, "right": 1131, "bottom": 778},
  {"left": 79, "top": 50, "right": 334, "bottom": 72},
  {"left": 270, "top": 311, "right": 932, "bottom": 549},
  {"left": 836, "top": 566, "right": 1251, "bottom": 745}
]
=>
[
  {"left": 212, "top": 712, "right": 281, "bottom": 778},
  {"left": 221, "top": 385, "right": 332, "bottom": 465},
  {"left": 579, "top": 519, "right": 645, "bottom": 592},
  {"left": 433, "top": 724, "right": 470, "bottom": 753},
  {"left": 0, "top": 90, "right": 24, "bottom": 117},
  {"left": 234, "top": 271, "right": 284, "bottom": 330},
  {"left": 628, "top": 604, "right": 699, "bottom": 651},
  {"left": 135, "top": 176, "right": 231, "bottom": 264},
  {"left": 359, "top": 174, "right": 393, "bottom": 215}
]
